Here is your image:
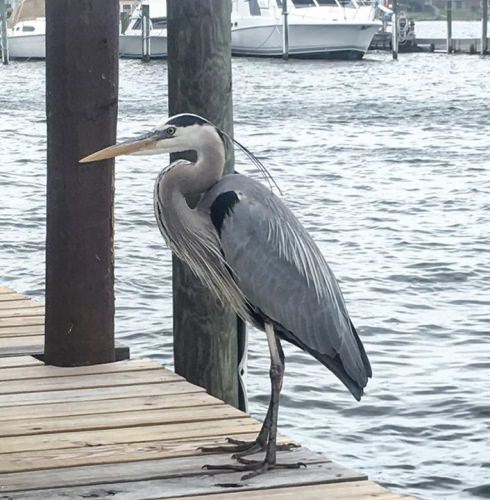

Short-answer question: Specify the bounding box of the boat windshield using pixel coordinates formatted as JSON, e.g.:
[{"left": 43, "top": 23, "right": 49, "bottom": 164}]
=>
[
  {"left": 291, "top": 0, "right": 316, "bottom": 7},
  {"left": 152, "top": 17, "right": 166, "bottom": 29},
  {"left": 292, "top": 0, "right": 354, "bottom": 5}
]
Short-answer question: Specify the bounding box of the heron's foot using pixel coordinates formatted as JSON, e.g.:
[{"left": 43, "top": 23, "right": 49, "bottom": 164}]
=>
[
  {"left": 199, "top": 437, "right": 264, "bottom": 454},
  {"left": 202, "top": 459, "right": 306, "bottom": 480},
  {"left": 241, "top": 459, "right": 307, "bottom": 480},
  {"left": 232, "top": 440, "right": 300, "bottom": 459}
]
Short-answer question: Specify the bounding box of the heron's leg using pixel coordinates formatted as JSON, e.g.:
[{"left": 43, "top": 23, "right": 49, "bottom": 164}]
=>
[
  {"left": 200, "top": 333, "right": 280, "bottom": 455},
  {"left": 233, "top": 334, "right": 283, "bottom": 458},
  {"left": 230, "top": 344, "right": 297, "bottom": 459},
  {"left": 203, "top": 324, "right": 304, "bottom": 479},
  {"left": 243, "top": 322, "right": 284, "bottom": 467},
  {"left": 199, "top": 403, "right": 272, "bottom": 454}
]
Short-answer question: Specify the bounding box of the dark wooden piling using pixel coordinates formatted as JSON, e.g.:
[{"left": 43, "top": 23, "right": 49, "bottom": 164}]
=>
[
  {"left": 447, "top": 0, "right": 453, "bottom": 53},
  {"left": 392, "top": 0, "right": 398, "bottom": 60},
  {"left": 141, "top": 2, "right": 150, "bottom": 62},
  {"left": 0, "top": 0, "right": 8, "bottom": 65},
  {"left": 44, "top": 0, "right": 119, "bottom": 367},
  {"left": 282, "top": 0, "right": 289, "bottom": 60},
  {"left": 482, "top": 0, "right": 488, "bottom": 55},
  {"left": 167, "top": 0, "right": 242, "bottom": 409}
]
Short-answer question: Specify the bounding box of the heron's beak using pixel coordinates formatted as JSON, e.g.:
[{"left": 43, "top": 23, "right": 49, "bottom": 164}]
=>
[{"left": 79, "top": 133, "right": 159, "bottom": 163}]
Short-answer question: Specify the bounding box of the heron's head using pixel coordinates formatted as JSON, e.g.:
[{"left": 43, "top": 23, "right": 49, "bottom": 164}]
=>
[{"left": 79, "top": 113, "right": 222, "bottom": 163}]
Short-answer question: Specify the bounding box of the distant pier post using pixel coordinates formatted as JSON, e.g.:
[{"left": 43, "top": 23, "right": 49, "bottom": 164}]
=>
[
  {"left": 482, "top": 0, "right": 488, "bottom": 55},
  {"left": 392, "top": 0, "right": 398, "bottom": 59},
  {"left": 447, "top": 0, "right": 453, "bottom": 53},
  {"left": 282, "top": 0, "right": 289, "bottom": 60},
  {"left": 0, "top": 0, "right": 9, "bottom": 65},
  {"left": 141, "top": 2, "right": 150, "bottom": 62},
  {"left": 44, "top": 0, "right": 118, "bottom": 366},
  {"left": 167, "top": 0, "right": 244, "bottom": 409}
]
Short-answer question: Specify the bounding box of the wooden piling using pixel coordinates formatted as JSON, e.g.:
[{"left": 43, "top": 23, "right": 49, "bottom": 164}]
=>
[
  {"left": 44, "top": 0, "right": 119, "bottom": 366},
  {"left": 447, "top": 0, "right": 453, "bottom": 53},
  {"left": 0, "top": 0, "right": 8, "bottom": 65},
  {"left": 282, "top": 0, "right": 289, "bottom": 60},
  {"left": 482, "top": 0, "right": 488, "bottom": 55},
  {"left": 392, "top": 0, "right": 398, "bottom": 60},
  {"left": 167, "top": 0, "right": 242, "bottom": 409},
  {"left": 141, "top": 2, "right": 150, "bottom": 62}
]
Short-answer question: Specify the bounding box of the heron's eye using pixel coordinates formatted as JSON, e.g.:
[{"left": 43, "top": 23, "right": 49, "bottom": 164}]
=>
[{"left": 166, "top": 126, "right": 176, "bottom": 136}]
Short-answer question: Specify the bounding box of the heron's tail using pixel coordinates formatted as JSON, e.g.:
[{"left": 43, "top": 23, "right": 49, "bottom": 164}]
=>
[{"left": 280, "top": 321, "right": 372, "bottom": 402}]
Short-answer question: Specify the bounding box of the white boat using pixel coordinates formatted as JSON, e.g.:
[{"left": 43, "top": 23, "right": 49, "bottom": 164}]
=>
[
  {"left": 8, "top": 0, "right": 45, "bottom": 59},
  {"left": 6, "top": 0, "right": 380, "bottom": 61},
  {"left": 6, "top": 0, "right": 166, "bottom": 60},
  {"left": 119, "top": 0, "right": 167, "bottom": 58},
  {"left": 231, "top": 0, "right": 381, "bottom": 59}
]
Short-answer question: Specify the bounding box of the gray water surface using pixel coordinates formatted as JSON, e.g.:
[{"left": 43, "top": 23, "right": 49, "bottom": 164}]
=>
[{"left": 1, "top": 41, "right": 489, "bottom": 499}]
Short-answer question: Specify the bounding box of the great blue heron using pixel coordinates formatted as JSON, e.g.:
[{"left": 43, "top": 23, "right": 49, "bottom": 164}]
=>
[{"left": 80, "top": 113, "right": 372, "bottom": 479}]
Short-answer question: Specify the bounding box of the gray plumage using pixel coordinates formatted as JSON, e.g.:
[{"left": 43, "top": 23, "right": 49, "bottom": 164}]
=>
[{"left": 199, "top": 174, "right": 371, "bottom": 400}]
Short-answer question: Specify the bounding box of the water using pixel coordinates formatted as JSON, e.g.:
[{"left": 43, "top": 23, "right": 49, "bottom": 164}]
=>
[{"left": 1, "top": 29, "right": 489, "bottom": 499}]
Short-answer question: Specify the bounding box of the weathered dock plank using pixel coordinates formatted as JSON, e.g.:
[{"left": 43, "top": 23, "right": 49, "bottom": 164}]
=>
[
  {"left": 0, "top": 391, "right": 223, "bottom": 421},
  {"left": 0, "top": 357, "right": 162, "bottom": 381},
  {"left": 0, "top": 316, "right": 44, "bottom": 329},
  {"left": 0, "top": 450, "right": 362, "bottom": 495},
  {"left": 0, "top": 404, "right": 245, "bottom": 437},
  {"left": 0, "top": 307, "right": 45, "bottom": 318},
  {"left": 0, "top": 416, "right": 262, "bottom": 454},
  {"left": 0, "top": 325, "right": 44, "bottom": 337},
  {"left": 0, "top": 334, "right": 43, "bottom": 349},
  {"left": 0, "top": 288, "right": 44, "bottom": 357},
  {"left": 0, "top": 300, "right": 42, "bottom": 310},
  {"left": 0, "top": 355, "right": 43, "bottom": 369},
  {"left": 0, "top": 380, "right": 202, "bottom": 407},
  {"left": 165, "top": 481, "right": 418, "bottom": 499},
  {"left": 0, "top": 369, "right": 182, "bottom": 395}
]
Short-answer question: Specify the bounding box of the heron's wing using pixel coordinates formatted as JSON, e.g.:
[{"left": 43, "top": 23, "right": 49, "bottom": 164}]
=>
[{"left": 199, "top": 174, "right": 371, "bottom": 399}]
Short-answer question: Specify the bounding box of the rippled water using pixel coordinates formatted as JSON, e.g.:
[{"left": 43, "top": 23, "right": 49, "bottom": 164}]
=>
[{"left": 1, "top": 28, "right": 489, "bottom": 499}]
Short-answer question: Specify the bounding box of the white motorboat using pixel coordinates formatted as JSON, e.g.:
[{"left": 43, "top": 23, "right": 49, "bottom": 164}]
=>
[
  {"left": 8, "top": 0, "right": 45, "bottom": 59},
  {"left": 231, "top": 0, "right": 381, "bottom": 59},
  {"left": 119, "top": 0, "right": 167, "bottom": 58}
]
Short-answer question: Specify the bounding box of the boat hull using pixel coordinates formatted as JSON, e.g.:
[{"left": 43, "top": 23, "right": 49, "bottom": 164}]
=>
[
  {"left": 8, "top": 34, "right": 45, "bottom": 59},
  {"left": 119, "top": 34, "right": 167, "bottom": 59},
  {"left": 231, "top": 23, "right": 380, "bottom": 59}
]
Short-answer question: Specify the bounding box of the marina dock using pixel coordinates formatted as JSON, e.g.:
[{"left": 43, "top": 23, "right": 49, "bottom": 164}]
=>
[
  {"left": 370, "top": 32, "right": 490, "bottom": 54},
  {"left": 0, "top": 284, "right": 414, "bottom": 499}
]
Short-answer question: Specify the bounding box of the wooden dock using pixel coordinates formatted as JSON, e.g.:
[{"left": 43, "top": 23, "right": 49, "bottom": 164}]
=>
[
  {"left": 416, "top": 37, "right": 489, "bottom": 53},
  {"left": 369, "top": 32, "right": 490, "bottom": 54},
  {"left": 0, "top": 285, "right": 414, "bottom": 499}
]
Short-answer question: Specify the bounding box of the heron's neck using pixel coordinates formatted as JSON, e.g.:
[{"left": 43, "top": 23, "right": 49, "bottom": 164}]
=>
[
  {"left": 154, "top": 136, "right": 225, "bottom": 252},
  {"left": 167, "top": 136, "right": 225, "bottom": 197},
  {"left": 190, "top": 141, "right": 225, "bottom": 194}
]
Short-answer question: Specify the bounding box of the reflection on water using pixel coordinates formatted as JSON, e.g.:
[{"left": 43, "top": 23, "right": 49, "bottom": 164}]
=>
[{"left": 1, "top": 30, "right": 489, "bottom": 499}]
